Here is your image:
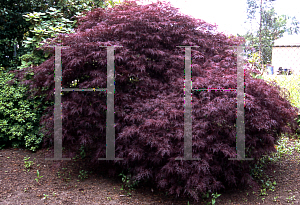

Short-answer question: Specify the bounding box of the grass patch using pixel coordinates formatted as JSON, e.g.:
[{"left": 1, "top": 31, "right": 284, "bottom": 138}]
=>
[{"left": 262, "top": 74, "right": 300, "bottom": 113}]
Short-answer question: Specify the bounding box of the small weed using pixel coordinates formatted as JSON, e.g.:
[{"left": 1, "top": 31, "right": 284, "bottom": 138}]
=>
[
  {"left": 79, "top": 145, "right": 86, "bottom": 159},
  {"left": 106, "top": 196, "right": 112, "bottom": 200},
  {"left": 119, "top": 170, "right": 140, "bottom": 196},
  {"left": 57, "top": 168, "right": 72, "bottom": 182},
  {"left": 201, "top": 191, "right": 209, "bottom": 200},
  {"left": 78, "top": 170, "right": 89, "bottom": 181},
  {"left": 72, "top": 154, "right": 79, "bottom": 160},
  {"left": 57, "top": 171, "right": 61, "bottom": 178},
  {"left": 294, "top": 140, "right": 300, "bottom": 153},
  {"left": 201, "top": 191, "right": 221, "bottom": 205},
  {"left": 0, "top": 144, "right": 6, "bottom": 150},
  {"left": 261, "top": 177, "right": 276, "bottom": 191},
  {"left": 260, "top": 188, "right": 268, "bottom": 196},
  {"left": 23, "top": 157, "right": 34, "bottom": 172},
  {"left": 42, "top": 194, "right": 49, "bottom": 200},
  {"left": 35, "top": 170, "right": 43, "bottom": 183},
  {"left": 210, "top": 192, "right": 221, "bottom": 205},
  {"left": 286, "top": 195, "right": 296, "bottom": 203}
]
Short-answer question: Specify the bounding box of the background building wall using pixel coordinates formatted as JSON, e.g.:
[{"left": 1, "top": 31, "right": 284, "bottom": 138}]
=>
[{"left": 272, "top": 46, "right": 300, "bottom": 75}]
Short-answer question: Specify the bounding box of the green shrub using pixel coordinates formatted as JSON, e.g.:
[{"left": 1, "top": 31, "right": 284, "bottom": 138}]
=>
[
  {"left": 0, "top": 67, "right": 53, "bottom": 151},
  {"left": 18, "top": 1, "right": 124, "bottom": 70},
  {"left": 18, "top": 7, "right": 77, "bottom": 70}
]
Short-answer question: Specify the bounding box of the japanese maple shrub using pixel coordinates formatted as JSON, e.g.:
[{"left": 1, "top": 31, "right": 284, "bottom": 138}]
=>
[{"left": 7, "top": 0, "right": 300, "bottom": 202}]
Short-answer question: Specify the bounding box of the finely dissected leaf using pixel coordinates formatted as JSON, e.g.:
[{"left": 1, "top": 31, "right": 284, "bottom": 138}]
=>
[{"left": 7, "top": 0, "right": 300, "bottom": 203}]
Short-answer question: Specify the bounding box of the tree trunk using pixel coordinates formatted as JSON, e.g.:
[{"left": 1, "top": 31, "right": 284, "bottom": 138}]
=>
[{"left": 258, "top": 0, "right": 263, "bottom": 72}]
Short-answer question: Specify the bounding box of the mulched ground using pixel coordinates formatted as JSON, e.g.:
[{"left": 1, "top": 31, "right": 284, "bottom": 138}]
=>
[{"left": 1, "top": 136, "right": 300, "bottom": 204}]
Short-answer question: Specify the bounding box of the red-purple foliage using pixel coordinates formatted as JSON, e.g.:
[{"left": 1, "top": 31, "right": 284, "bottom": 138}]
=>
[{"left": 7, "top": 0, "right": 300, "bottom": 202}]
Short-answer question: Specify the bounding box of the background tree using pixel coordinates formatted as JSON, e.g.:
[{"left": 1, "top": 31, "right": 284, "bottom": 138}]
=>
[
  {"left": 0, "top": 0, "right": 121, "bottom": 72},
  {"left": 0, "top": 0, "right": 38, "bottom": 71},
  {"left": 242, "top": 0, "right": 300, "bottom": 72}
]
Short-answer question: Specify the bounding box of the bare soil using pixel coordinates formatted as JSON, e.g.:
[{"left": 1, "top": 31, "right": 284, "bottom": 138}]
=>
[{"left": 1, "top": 136, "right": 300, "bottom": 205}]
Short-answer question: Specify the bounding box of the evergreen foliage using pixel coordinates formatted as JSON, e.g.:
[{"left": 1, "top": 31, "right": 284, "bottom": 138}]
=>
[
  {"left": 0, "top": 67, "right": 53, "bottom": 151},
  {"left": 7, "top": 0, "right": 300, "bottom": 202},
  {"left": 0, "top": 0, "right": 117, "bottom": 71}
]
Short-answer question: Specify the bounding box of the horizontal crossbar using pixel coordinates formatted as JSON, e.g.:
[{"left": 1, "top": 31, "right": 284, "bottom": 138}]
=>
[{"left": 61, "top": 88, "right": 107, "bottom": 91}]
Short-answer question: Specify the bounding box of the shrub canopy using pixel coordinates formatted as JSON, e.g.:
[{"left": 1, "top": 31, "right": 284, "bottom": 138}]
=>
[{"left": 8, "top": 0, "right": 300, "bottom": 202}]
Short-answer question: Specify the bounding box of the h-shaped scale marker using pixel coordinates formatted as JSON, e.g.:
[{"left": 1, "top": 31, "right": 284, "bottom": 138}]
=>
[{"left": 45, "top": 45, "right": 253, "bottom": 161}]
